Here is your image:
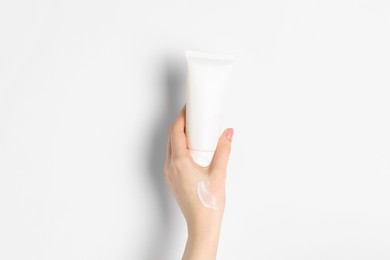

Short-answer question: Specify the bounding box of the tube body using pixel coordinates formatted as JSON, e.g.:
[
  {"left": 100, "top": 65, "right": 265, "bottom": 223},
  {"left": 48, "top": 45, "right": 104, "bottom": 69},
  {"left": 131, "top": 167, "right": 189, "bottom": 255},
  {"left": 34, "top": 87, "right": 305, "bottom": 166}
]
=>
[{"left": 185, "top": 50, "right": 234, "bottom": 167}]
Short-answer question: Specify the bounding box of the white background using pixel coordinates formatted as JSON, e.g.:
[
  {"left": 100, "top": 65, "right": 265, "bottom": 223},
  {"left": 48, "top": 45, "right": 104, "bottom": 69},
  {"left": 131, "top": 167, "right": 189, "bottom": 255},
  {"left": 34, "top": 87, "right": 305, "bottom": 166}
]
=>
[{"left": 1, "top": 0, "right": 389, "bottom": 259}]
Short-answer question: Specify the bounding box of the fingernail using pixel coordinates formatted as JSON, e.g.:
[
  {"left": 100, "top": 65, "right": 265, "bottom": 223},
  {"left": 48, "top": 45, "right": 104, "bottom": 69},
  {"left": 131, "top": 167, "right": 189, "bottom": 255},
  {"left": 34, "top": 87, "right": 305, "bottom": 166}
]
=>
[{"left": 225, "top": 128, "right": 234, "bottom": 141}]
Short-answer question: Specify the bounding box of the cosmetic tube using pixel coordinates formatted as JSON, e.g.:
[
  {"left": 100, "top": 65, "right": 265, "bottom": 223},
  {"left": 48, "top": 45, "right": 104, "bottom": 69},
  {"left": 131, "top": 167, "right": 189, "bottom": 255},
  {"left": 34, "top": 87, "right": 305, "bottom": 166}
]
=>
[{"left": 185, "top": 50, "right": 234, "bottom": 167}]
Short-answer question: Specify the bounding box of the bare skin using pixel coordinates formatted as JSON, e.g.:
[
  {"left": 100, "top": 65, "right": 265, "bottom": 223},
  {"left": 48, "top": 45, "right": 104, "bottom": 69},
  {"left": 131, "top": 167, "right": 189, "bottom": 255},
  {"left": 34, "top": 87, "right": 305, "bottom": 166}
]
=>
[{"left": 164, "top": 106, "right": 233, "bottom": 260}]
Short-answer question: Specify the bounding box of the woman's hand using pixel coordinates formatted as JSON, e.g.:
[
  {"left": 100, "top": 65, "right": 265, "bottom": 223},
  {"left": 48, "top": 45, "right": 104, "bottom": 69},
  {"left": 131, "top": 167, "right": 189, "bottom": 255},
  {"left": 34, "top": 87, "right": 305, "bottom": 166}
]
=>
[{"left": 164, "top": 106, "right": 234, "bottom": 260}]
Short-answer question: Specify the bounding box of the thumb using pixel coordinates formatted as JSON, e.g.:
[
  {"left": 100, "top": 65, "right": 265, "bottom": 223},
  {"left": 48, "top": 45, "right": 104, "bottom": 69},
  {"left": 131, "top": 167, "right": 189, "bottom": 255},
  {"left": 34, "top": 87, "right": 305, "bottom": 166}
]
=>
[{"left": 210, "top": 128, "right": 234, "bottom": 173}]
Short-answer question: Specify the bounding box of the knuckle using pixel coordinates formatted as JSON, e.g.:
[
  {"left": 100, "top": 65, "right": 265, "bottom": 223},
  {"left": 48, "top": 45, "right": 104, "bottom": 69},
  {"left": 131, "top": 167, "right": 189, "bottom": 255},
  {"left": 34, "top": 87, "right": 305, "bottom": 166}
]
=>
[{"left": 172, "top": 155, "right": 190, "bottom": 170}]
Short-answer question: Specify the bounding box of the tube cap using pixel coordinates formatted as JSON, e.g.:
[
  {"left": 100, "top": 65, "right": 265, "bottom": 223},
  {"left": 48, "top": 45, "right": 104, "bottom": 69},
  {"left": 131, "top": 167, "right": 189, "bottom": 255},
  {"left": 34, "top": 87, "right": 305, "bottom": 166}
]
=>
[{"left": 189, "top": 149, "right": 215, "bottom": 168}]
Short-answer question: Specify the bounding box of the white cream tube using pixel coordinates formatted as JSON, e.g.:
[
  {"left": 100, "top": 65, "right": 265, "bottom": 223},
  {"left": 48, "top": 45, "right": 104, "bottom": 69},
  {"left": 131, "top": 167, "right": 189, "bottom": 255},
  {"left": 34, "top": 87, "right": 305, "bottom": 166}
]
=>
[{"left": 185, "top": 50, "right": 234, "bottom": 167}]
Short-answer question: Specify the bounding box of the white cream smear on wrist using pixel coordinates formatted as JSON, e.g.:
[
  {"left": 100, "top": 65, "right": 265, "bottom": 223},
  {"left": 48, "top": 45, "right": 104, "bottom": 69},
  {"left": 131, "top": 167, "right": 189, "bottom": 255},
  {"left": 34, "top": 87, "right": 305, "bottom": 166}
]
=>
[{"left": 197, "top": 180, "right": 216, "bottom": 210}]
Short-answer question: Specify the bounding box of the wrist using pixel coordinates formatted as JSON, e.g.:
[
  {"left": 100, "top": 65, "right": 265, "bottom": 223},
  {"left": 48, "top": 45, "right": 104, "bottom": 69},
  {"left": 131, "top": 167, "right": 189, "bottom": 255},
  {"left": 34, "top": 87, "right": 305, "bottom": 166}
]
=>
[
  {"left": 183, "top": 217, "right": 222, "bottom": 260},
  {"left": 187, "top": 210, "right": 223, "bottom": 238},
  {"left": 183, "top": 231, "right": 221, "bottom": 260}
]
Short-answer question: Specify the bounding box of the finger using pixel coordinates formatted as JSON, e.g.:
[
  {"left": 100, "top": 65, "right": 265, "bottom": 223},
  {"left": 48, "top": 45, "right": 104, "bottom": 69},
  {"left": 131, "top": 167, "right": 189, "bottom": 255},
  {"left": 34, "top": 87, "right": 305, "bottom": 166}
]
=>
[
  {"left": 170, "top": 105, "right": 188, "bottom": 158},
  {"left": 210, "top": 128, "right": 234, "bottom": 175}
]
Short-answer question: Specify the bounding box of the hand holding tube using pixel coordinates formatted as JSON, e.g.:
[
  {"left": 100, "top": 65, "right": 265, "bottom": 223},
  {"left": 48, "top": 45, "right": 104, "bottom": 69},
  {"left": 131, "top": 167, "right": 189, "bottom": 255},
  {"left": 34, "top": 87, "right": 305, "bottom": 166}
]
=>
[{"left": 164, "top": 106, "right": 234, "bottom": 260}]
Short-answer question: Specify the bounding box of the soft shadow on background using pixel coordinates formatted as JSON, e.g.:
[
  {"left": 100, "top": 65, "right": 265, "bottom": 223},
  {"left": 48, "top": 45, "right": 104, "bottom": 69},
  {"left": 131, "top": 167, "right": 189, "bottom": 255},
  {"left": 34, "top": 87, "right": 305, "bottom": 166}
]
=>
[{"left": 143, "top": 55, "right": 185, "bottom": 260}]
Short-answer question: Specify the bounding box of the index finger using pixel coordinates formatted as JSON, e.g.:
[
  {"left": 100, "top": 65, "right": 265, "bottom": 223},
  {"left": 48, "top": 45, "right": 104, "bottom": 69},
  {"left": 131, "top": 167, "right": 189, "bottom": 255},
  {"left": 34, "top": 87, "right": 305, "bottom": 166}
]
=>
[{"left": 170, "top": 105, "right": 188, "bottom": 158}]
